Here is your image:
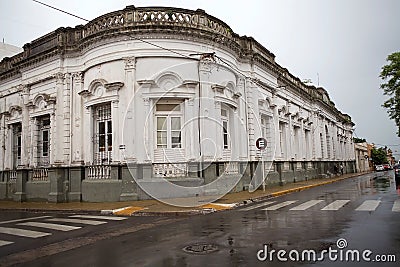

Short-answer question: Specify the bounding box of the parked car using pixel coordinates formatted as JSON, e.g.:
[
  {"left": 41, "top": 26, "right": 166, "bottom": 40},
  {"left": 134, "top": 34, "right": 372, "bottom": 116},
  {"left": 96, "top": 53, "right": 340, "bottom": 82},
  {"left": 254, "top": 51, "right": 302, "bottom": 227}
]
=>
[
  {"left": 383, "top": 164, "right": 391, "bottom": 170},
  {"left": 375, "top": 165, "right": 384, "bottom": 171}
]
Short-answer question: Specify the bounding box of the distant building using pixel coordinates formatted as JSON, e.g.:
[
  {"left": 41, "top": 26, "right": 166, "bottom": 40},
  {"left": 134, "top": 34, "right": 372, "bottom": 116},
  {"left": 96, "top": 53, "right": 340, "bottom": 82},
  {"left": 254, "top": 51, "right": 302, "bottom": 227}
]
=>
[
  {"left": 0, "top": 6, "right": 356, "bottom": 202},
  {"left": 0, "top": 42, "right": 23, "bottom": 61},
  {"left": 354, "top": 142, "right": 369, "bottom": 172}
]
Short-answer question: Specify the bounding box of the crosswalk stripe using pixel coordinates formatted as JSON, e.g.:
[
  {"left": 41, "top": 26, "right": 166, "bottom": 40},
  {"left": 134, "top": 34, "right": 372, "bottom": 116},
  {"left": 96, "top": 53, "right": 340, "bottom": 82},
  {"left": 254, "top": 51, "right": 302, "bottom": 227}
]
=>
[
  {"left": 355, "top": 200, "right": 381, "bottom": 211},
  {"left": 321, "top": 200, "right": 350, "bottom": 211},
  {"left": 262, "top": 201, "right": 297, "bottom": 211},
  {"left": 17, "top": 222, "right": 81, "bottom": 231},
  {"left": 0, "top": 226, "right": 51, "bottom": 238},
  {"left": 45, "top": 218, "right": 107, "bottom": 225},
  {"left": 0, "top": 216, "right": 51, "bottom": 225},
  {"left": 69, "top": 215, "right": 127, "bottom": 221},
  {"left": 290, "top": 200, "right": 324, "bottom": 211},
  {"left": 392, "top": 199, "right": 400, "bottom": 212},
  {"left": 0, "top": 240, "right": 14, "bottom": 247},
  {"left": 239, "top": 201, "right": 276, "bottom": 211}
]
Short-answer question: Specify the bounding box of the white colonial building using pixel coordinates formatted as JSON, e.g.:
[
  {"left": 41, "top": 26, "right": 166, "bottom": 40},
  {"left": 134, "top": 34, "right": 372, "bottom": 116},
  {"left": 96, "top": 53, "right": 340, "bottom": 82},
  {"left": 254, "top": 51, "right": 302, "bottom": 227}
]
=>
[{"left": 0, "top": 6, "right": 355, "bottom": 202}]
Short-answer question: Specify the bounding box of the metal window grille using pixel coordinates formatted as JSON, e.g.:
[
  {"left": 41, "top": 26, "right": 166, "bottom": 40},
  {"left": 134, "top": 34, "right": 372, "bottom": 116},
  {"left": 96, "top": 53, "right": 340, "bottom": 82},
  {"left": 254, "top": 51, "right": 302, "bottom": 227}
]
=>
[{"left": 93, "top": 103, "right": 112, "bottom": 165}]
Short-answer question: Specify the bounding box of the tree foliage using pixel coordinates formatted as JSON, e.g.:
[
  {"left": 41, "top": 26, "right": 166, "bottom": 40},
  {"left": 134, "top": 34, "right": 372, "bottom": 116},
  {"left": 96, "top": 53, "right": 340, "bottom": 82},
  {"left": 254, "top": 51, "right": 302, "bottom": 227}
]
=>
[
  {"left": 370, "top": 147, "right": 388, "bottom": 165},
  {"left": 380, "top": 52, "right": 400, "bottom": 136},
  {"left": 353, "top": 137, "right": 366, "bottom": 143}
]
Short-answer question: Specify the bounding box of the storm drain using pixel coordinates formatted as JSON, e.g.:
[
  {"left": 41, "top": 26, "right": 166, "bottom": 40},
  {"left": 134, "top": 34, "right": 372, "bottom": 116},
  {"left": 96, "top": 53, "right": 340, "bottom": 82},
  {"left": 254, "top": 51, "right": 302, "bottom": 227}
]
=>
[{"left": 182, "top": 243, "right": 219, "bottom": 254}]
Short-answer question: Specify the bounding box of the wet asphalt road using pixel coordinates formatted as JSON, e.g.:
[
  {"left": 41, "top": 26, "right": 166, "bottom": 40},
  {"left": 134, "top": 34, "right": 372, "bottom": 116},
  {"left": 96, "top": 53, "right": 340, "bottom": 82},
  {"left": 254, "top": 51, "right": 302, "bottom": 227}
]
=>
[{"left": 1, "top": 171, "right": 399, "bottom": 267}]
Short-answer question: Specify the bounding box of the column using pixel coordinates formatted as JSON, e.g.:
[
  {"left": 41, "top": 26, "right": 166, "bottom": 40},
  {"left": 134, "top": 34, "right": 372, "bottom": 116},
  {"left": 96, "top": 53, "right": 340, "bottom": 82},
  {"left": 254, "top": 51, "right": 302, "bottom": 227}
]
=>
[
  {"left": 0, "top": 113, "right": 5, "bottom": 171},
  {"left": 272, "top": 100, "right": 280, "bottom": 158},
  {"left": 300, "top": 120, "right": 305, "bottom": 160},
  {"left": 29, "top": 117, "right": 38, "bottom": 167},
  {"left": 82, "top": 106, "right": 92, "bottom": 165},
  {"left": 49, "top": 112, "right": 56, "bottom": 165},
  {"left": 53, "top": 73, "right": 65, "bottom": 164},
  {"left": 124, "top": 57, "right": 136, "bottom": 162},
  {"left": 21, "top": 85, "right": 31, "bottom": 167},
  {"left": 245, "top": 81, "right": 257, "bottom": 160},
  {"left": 63, "top": 73, "right": 71, "bottom": 164},
  {"left": 237, "top": 77, "right": 248, "bottom": 161},
  {"left": 111, "top": 100, "right": 120, "bottom": 163},
  {"left": 72, "top": 72, "right": 84, "bottom": 165}
]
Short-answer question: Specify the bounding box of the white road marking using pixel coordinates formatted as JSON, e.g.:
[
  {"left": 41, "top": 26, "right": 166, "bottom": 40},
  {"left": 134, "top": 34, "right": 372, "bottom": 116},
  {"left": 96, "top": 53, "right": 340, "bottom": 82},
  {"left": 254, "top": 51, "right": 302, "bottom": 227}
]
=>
[
  {"left": 69, "top": 215, "right": 127, "bottom": 221},
  {"left": 321, "top": 200, "right": 350, "bottom": 211},
  {"left": 262, "top": 201, "right": 298, "bottom": 211},
  {"left": 45, "top": 218, "right": 107, "bottom": 225},
  {"left": 0, "top": 240, "right": 14, "bottom": 247},
  {"left": 355, "top": 200, "right": 381, "bottom": 211},
  {"left": 17, "top": 222, "right": 81, "bottom": 231},
  {"left": 392, "top": 199, "right": 400, "bottom": 212},
  {"left": 0, "top": 216, "right": 51, "bottom": 225},
  {"left": 0, "top": 227, "right": 51, "bottom": 238},
  {"left": 290, "top": 200, "right": 324, "bottom": 211},
  {"left": 239, "top": 201, "right": 276, "bottom": 211}
]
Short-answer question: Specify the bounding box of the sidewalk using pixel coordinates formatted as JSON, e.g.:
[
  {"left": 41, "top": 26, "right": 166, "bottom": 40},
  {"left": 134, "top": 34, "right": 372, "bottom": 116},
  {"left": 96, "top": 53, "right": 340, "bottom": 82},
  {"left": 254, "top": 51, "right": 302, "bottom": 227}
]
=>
[{"left": 0, "top": 172, "right": 368, "bottom": 216}]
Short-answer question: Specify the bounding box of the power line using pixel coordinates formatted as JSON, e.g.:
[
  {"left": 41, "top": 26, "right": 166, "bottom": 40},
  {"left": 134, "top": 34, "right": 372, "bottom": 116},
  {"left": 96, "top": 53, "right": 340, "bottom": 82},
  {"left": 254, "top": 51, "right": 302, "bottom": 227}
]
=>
[
  {"left": 127, "top": 35, "right": 196, "bottom": 60},
  {"left": 32, "top": 0, "right": 197, "bottom": 60},
  {"left": 32, "top": 0, "right": 89, "bottom": 22}
]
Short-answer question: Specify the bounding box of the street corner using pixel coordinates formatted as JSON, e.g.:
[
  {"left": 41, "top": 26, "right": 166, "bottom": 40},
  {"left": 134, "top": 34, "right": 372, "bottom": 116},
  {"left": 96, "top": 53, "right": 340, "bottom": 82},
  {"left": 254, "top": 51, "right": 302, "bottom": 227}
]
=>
[{"left": 101, "top": 206, "right": 147, "bottom": 216}]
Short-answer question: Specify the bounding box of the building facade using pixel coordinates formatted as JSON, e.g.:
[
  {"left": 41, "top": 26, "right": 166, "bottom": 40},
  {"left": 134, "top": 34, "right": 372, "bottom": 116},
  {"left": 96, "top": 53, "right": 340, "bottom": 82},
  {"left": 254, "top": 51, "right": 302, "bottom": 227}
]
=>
[
  {"left": 0, "top": 6, "right": 355, "bottom": 202},
  {"left": 354, "top": 142, "right": 369, "bottom": 173}
]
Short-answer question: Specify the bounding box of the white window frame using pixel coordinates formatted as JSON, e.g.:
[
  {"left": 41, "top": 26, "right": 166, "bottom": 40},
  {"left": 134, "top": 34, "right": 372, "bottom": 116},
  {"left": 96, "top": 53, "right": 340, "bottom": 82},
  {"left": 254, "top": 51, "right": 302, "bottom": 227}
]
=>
[
  {"left": 37, "top": 115, "right": 50, "bottom": 167},
  {"left": 155, "top": 101, "right": 183, "bottom": 149},
  {"left": 221, "top": 106, "right": 230, "bottom": 150},
  {"left": 93, "top": 103, "right": 112, "bottom": 165},
  {"left": 279, "top": 122, "right": 287, "bottom": 157},
  {"left": 12, "top": 123, "right": 22, "bottom": 168}
]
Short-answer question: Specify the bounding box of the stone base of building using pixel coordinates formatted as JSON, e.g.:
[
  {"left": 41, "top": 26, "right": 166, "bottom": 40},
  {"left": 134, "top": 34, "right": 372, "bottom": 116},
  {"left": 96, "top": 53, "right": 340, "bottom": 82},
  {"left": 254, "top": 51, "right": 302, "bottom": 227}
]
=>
[{"left": 0, "top": 160, "right": 356, "bottom": 203}]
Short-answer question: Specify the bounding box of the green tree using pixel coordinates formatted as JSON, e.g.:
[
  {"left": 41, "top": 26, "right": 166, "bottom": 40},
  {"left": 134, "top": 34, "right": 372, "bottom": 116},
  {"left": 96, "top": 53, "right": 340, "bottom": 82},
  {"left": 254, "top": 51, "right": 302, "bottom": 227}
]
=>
[
  {"left": 353, "top": 137, "right": 366, "bottom": 143},
  {"left": 370, "top": 147, "right": 388, "bottom": 165},
  {"left": 380, "top": 52, "right": 400, "bottom": 136}
]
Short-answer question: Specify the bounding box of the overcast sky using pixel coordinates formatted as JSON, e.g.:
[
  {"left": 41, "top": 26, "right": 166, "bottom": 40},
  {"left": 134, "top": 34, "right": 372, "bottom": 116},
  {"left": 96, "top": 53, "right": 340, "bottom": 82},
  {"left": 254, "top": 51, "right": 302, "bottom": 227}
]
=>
[{"left": 1, "top": 0, "right": 400, "bottom": 156}]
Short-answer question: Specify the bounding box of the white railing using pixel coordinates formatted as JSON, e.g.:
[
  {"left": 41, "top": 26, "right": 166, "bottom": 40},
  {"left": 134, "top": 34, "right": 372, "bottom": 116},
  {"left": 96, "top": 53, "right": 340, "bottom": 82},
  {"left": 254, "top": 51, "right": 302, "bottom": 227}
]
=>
[
  {"left": 9, "top": 171, "right": 17, "bottom": 182},
  {"left": 87, "top": 165, "right": 111, "bottom": 179},
  {"left": 153, "top": 163, "right": 188, "bottom": 177},
  {"left": 224, "top": 162, "right": 239, "bottom": 175},
  {"left": 83, "top": 7, "right": 233, "bottom": 40},
  {"left": 32, "top": 168, "right": 49, "bottom": 181}
]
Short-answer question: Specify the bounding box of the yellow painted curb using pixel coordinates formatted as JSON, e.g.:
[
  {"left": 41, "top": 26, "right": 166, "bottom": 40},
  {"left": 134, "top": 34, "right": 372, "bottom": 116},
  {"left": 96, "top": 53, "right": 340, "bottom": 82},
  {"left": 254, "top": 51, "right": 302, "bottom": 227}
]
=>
[
  {"left": 269, "top": 177, "right": 349, "bottom": 198},
  {"left": 113, "top": 206, "right": 146, "bottom": 216}
]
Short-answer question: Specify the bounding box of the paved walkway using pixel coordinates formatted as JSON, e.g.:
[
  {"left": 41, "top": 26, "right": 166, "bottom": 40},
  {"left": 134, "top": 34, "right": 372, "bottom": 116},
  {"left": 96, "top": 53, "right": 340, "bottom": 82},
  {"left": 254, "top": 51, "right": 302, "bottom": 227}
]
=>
[{"left": 0, "top": 172, "right": 370, "bottom": 215}]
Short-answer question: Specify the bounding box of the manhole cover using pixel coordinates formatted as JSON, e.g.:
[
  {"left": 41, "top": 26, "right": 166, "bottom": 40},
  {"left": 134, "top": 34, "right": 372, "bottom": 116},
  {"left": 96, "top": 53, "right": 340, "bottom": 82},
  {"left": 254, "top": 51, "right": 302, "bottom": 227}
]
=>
[{"left": 182, "top": 243, "right": 219, "bottom": 254}]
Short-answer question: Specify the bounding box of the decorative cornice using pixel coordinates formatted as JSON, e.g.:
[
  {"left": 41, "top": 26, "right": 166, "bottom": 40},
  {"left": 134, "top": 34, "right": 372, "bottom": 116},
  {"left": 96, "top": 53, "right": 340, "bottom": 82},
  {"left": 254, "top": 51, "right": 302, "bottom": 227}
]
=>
[{"left": 105, "top": 82, "right": 124, "bottom": 91}]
